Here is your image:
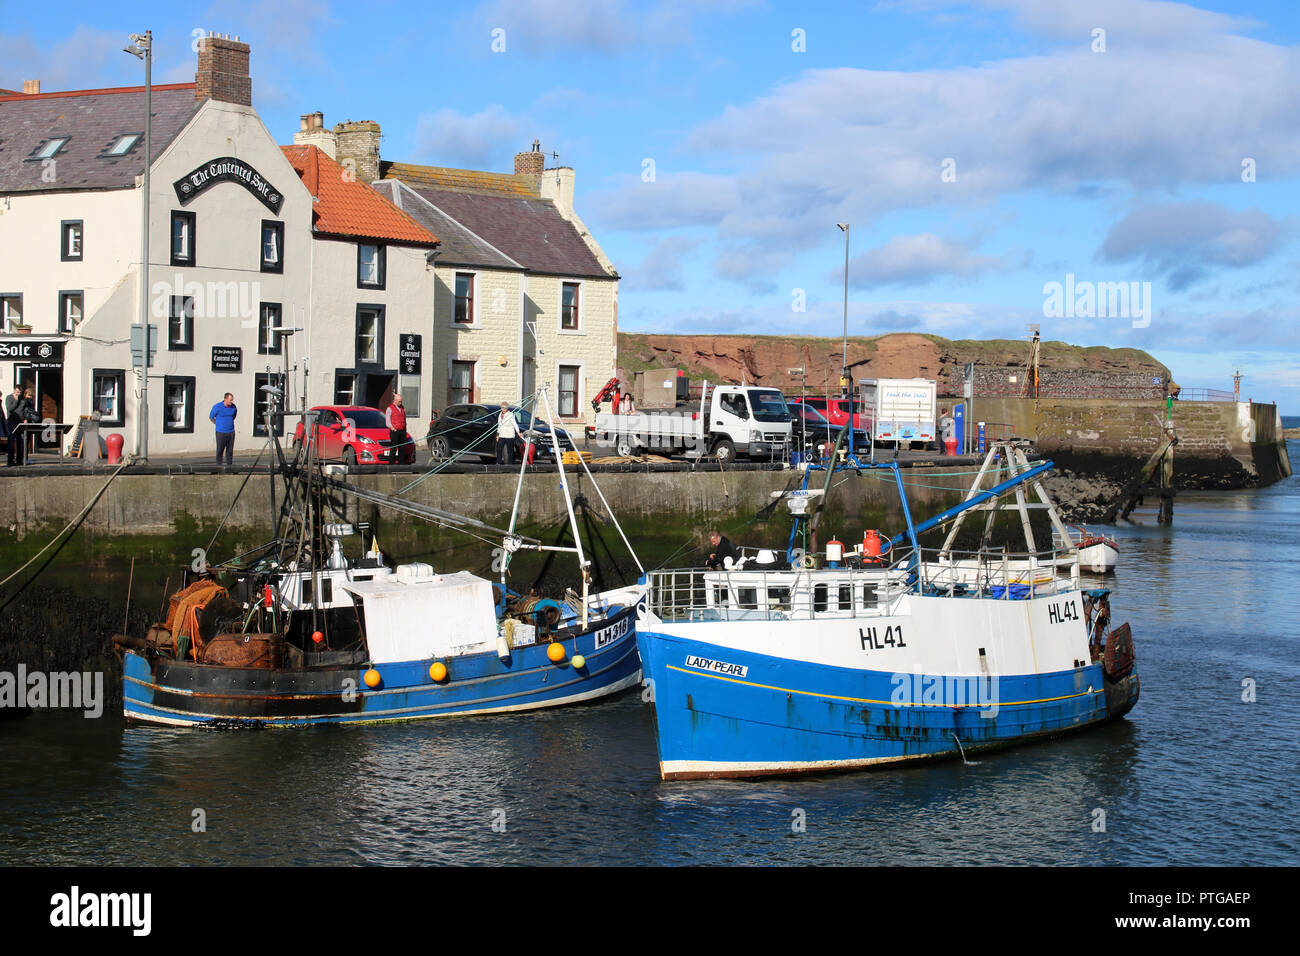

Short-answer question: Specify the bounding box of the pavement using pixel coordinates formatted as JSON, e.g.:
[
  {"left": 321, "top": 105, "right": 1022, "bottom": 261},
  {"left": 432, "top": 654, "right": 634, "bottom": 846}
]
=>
[{"left": 1, "top": 443, "right": 984, "bottom": 477}]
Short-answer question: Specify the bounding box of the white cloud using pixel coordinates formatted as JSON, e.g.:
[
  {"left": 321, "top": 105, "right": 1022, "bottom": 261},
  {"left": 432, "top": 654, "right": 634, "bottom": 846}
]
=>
[
  {"left": 622, "top": 236, "right": 703, "bottom": 290},
  {"left": 1098, "top": 203, "right": 1287, "bottom": 291},
  {"left": 847, "top": 233, "right": 1008, "bottom": 288}
]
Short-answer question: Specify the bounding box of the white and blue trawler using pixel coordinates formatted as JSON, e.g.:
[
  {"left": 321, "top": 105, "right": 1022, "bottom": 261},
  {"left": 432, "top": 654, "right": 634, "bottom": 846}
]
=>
[
  {"left": 115, "top": 388, "right": 646, "bottom": 726},
  {"left": 635, "top": 439, "right": 1139, "bottom": 780}
]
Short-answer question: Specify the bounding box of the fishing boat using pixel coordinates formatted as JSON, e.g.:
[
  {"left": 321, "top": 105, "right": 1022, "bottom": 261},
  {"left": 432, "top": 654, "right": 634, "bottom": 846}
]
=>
[
  {"left": 635, "top": 438, "right": 1139, "bottom": 780},
  {"left": 113, "top": 387, "right": 646, "bottom": 727}
]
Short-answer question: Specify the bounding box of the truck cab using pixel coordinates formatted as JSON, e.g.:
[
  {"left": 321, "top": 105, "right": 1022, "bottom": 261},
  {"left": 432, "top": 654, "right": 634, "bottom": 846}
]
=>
[{"left": 707, "top": 386, "right": 792, "bottom": 461}]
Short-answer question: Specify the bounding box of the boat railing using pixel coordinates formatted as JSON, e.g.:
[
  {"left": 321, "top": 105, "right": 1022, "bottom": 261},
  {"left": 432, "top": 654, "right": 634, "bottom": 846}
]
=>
[{"left": 647, "top": 545, "right": 1079, "bottom": 622}]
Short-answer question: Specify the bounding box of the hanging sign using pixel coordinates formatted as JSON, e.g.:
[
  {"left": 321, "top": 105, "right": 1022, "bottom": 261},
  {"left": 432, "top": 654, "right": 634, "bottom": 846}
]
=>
[
  {"left": 173, "top": 157, "right": 284, "bottom": 214},
  {"left": 399, "top": 334, "right": 421, "bottom": 375}
]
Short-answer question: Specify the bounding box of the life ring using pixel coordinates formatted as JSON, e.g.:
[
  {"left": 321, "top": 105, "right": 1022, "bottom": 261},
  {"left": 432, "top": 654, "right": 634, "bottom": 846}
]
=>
[{"left": 797, "top": 553, "right": 816, "bottom": 570}]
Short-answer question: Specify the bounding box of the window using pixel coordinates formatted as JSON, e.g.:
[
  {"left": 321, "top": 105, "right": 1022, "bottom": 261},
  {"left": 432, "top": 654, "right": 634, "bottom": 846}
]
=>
[
  {"left": 1, "top": 295, "right": 21, "bottom": 332},
  {"left": 400, "top": 382, "right": 420, "bottom": 418},
  {"left": 258, "top": 302, "right": 282, "bottom": 355},
  {"left": 561, "top": 282, "right": 580, "bottom": 331},
  {"left": 450, "top": 360, "right": 475, "bottom": 405},
  {"left": 170, "top": 211, "right": 195, "bottom": 266},
  {"left": 33, "top": 138, "right": 67, "bottom": 160},
  {"left": 260, "top": 220, "right": 283, "bottom": 273},
  {"left": 558, "top": 365, "right": 580, "bottom": 418},
  {"left": 92, "top": 369, "right": 125, "bottom": 426},
  {"left": 253, "top": 372, "right": 285, "bottom": 437},
  {"left": 105, "top": 134, "right": 140, "bottom": 156},
  {"left": 355, "top": 306, "right": 383, "bottom": 365},
  {"left": 454, "top": 273, "right": 475, "bottom": 324},
  {"left": 357, "top": 243, "right": 385, "bottom": 288},
  {"left": 169, "top": 296, "right": 194, "bottom": 350},
  {"left": 59, "top": 291, "right": 83, "bottom": 334},
  {"left": 162, "top": 376, "right": 196, "bottom": 433},
  {"left": 60, "top": 221, "right": 83, "bottom": 261},
  {"left": 334, "top": 374, "right": 357, "bottom": 407}
]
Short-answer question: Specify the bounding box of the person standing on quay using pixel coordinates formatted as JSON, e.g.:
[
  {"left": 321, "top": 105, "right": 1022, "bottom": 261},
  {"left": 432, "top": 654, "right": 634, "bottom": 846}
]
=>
[
  {"left": 495, "top": 401, "right": 521, "bottom": 465},
  {"left": 5, "top": 383, "right": 26, "bottom": 466},
  {"left": 210, "top": 393, "right": 237, "bottom": 467},
  {"left": 386, "top": 393, "right": 409, "bottom": 463}
]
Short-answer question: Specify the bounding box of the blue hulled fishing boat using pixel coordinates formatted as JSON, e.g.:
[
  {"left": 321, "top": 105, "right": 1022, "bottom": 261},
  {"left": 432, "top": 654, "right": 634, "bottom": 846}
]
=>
[
  {"left": 636, "top": 439, "right": 1139, "bottom": 779},
  {"left": 114, "top": 386, "right": 646, "bottom": 726}
]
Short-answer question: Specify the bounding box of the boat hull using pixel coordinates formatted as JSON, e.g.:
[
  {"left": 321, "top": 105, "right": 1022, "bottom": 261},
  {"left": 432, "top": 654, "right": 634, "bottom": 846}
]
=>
[
  {"left": 123, "top": 604, "right": 640, "bottom": 727},
  {"left": 636, "top": 625, "right": 1139, "bottom": 781},
  {"left": 1077, "top": 540, "right": 1119, "bottom": 573}
]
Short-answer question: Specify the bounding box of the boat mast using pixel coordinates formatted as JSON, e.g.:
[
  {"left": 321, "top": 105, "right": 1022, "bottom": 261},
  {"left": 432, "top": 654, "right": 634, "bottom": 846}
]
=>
[{"left": 538, "top": 387, "right": 590, "bottom": 628}]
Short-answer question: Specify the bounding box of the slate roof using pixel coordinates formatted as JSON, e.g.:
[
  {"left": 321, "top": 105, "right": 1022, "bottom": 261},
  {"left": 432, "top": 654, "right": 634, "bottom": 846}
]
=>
[
  {"left": 0, "top": 84, "right": 200, "bottom": 193},
  {"left": 372, "top": 179, "right": 521, "bottom": 271},
  {"left": 380, "top": 162, "right": 612, "bottom": 279},
  {"left": 281, "top": 145, "right": 437, "bottom": 246}
]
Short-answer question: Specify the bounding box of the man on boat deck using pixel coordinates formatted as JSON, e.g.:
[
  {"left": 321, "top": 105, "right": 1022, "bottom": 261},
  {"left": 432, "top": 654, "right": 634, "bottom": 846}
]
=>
[
  {"left": 705, "top": 530, "right": 740, "bottom": 569},
  {"left": 495, "top": 401, "right": 521, "bottom": 465}
]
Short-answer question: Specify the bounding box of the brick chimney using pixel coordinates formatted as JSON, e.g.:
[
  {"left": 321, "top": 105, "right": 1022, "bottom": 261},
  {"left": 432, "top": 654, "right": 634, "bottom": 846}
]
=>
[
  {"left": 23, "top": 80, "right": 40, "bottom": 95},
  {"left": 334, "top": 120, "right": 381, "bottom": 184},
  {"left": 195, "top": 33, "right": 251, "bottom": 106},
  {"left": 294, "top": 111, "right": 337, "bottom": 159},
  {"left": 514, "top": 139, "right": 545, "bottom": 176}
]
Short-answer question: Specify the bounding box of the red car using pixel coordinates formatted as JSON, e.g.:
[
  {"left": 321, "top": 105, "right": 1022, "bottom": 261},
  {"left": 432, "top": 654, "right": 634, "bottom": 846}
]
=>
[
  {"left": 788, "top": 395, "right": 872, "bottom": 441},
  {"left": 292, "top": 405, "right": 414, "bottom": 465}
]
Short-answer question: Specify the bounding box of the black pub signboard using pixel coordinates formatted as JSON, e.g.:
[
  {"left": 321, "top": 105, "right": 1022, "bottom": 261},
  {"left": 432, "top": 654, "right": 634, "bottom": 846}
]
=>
[
  {"left": 211, "top": 346, "right": 243, "bottom": 373},
  {"left": 399, "top": 334, "right": 421, "bottom": 375},
  {"left": 174, "top": 157, "right": 284, "bottom": 214},
  {"left": 1, "top": 339, "right": 64, "bottom": 369}
]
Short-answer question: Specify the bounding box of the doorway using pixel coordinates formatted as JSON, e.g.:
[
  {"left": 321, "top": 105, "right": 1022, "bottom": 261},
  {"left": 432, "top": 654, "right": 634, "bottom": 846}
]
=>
[{"left": 16, "top": 364, "right": 63, "bottom": 450}]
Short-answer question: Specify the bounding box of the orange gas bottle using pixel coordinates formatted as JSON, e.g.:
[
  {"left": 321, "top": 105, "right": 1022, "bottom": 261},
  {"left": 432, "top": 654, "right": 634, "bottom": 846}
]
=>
[{"left": 863, "top": 529, "right": 883, "bottom": 564}]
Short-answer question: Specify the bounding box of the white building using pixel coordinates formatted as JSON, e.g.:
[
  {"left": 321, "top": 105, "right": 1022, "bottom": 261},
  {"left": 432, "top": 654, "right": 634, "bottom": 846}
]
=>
[{"left": 0, "top": 35, "right": 435, "bottom": 458}]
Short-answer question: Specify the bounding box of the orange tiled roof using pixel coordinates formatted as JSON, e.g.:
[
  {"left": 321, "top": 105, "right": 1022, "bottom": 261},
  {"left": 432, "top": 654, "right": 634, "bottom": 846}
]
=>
[
  {"left": 379, "top": 161, "right": 541, "bottom": 199},
  {"left": 281, "top": 145, "right": 438, "bottom": 246}
]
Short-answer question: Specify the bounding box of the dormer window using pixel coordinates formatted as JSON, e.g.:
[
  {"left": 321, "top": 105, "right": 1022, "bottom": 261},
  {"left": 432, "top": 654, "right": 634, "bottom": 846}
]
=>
[
  {"left": 106, "top": 134, "right": 141, "bottom": 156},
  {"left": 35, "top": 138, "right": 67, "bottom": 159}
]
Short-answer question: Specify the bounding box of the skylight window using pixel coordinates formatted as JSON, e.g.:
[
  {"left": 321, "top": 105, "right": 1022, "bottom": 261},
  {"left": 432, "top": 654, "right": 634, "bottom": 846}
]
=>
[
  {"left": 107, "top": 134, "right": 140, "bottom": 156},
  {"left": 36, "top": 137, "right": 67, "bottom": 158}
]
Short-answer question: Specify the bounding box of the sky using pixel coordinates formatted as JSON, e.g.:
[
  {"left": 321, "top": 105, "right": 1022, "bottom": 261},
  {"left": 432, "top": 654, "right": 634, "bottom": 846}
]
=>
[{"left": 4, "top": 0, "right": 1298, "bottom": 411}]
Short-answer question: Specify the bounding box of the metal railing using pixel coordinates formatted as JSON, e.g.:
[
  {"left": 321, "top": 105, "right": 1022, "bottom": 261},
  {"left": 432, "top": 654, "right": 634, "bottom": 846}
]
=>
[
  {"left": 648, "top": 546, "right": 1080, "bottom": 622},
  {"left": 1175, "top": 387, "right": 1236, "bottom": 403}
]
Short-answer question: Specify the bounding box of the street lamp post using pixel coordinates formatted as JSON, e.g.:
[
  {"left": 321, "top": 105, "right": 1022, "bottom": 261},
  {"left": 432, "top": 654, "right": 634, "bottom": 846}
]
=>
[{"left": 124, "top": 31, "right": 153, "bottom": 459}]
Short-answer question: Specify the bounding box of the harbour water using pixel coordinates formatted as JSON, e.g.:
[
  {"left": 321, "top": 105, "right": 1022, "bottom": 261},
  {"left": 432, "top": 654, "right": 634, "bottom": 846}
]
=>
[{"left": 1, "top": 445, "right": 1297, "bottom": 866}]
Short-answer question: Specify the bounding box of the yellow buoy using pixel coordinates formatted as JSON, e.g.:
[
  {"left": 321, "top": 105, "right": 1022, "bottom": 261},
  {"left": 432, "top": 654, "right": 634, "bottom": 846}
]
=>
[
  {"left": 363, "top": 668, "right": 382, "bottom": 688},
  {"left": 547, "top": 642, "right": 567, "bottom": 663},
  {"left": 571, "top": 654, "right": 587, "bottom": 670},
  {"left": 429, "top": 661, "right": 448, "bottom": 682}
]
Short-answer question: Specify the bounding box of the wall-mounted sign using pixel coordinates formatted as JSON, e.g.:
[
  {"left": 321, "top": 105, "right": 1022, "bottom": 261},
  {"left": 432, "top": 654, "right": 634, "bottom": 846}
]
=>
[
  {"left": 399, "top": 334, "right": 421, "bottom": 376},
  {"left": 1, "top": 339, "right": 64, "bottom": 368},
  {"left": 211, "top": 346, "right": 243, "bottom": 373},
  {"left": 174, "top": 157, "right": 284, "bottom": 215}
]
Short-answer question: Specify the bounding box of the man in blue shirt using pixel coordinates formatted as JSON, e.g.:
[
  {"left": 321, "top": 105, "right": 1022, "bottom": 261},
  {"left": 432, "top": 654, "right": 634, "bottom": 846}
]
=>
[{"left": 210, "top": 393, "right": 237, "bottom": 466}]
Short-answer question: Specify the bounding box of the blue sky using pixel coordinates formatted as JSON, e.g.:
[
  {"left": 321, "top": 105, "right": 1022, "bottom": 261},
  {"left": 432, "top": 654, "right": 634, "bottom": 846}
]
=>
[{"left": 5, "top": 0, "right": 1298, "bottom": 411}]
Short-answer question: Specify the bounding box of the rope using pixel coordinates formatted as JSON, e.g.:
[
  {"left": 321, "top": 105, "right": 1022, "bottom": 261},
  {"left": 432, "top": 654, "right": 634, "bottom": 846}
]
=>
[{"left": 0, "top": 458, "right": 132, "bottom": 614}]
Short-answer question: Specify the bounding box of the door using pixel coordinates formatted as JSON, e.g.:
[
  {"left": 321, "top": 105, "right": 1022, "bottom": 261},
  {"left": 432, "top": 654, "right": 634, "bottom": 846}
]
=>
[{"left": 16, "top": 366, "right": 63, "bottom": 450}]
